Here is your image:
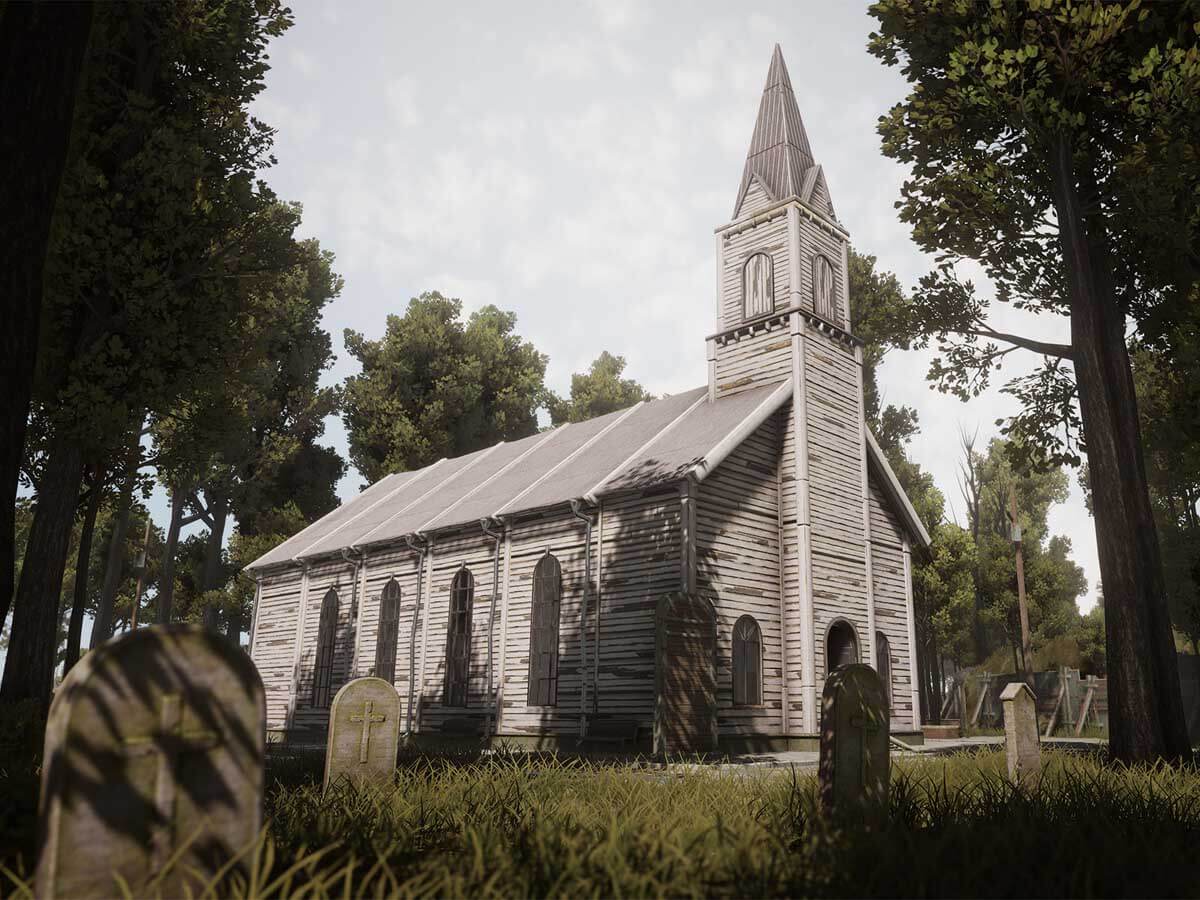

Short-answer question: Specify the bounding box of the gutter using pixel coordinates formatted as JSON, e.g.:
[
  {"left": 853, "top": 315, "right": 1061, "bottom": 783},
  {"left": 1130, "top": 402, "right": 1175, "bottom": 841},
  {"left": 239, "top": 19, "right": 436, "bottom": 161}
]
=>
[
  {"left": 569, "top": 499, "right": 596, "bottom": 738},
  {"left": 481, "top": 517, "right": 504, "bottom": 738},
  {"left": 403, "top": 534, "right": 428, "bottom": 733}
]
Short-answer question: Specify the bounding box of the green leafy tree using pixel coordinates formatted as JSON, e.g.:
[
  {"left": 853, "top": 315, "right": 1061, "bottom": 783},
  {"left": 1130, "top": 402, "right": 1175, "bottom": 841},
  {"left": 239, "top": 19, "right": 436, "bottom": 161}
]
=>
[
  {"left": 0, "top": 2, "right": 94, "bottom": 638},
  {"left": 343, "top": 293, "right": 551, "bottom": 483},
  {"left": 548, "top": 352, "right": 652, "bottom": 426},
  {"left": 3, "top": 1, "right": 294, "bottom": 708},
  {"left": 869, "top": 0, "right": 1197, "bottom": 760}
]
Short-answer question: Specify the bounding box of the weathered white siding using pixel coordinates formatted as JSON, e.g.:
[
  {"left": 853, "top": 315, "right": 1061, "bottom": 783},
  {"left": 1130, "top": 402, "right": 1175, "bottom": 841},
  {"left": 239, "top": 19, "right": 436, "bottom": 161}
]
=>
[
  {"left": 252, "top": 568, "right": 303, "bottom": 729},
  {"left": 869, "top": 478, "right": 917, "bottom": 729},
  {"left": 713, "top": 324, "right": 791, "bottom": 398},
  {"left": 291, "top": 558, "right": 358, "bottom": 734},
  {"left": 697, "top": 414, "right": 784, "bottom": 736},
  {"left": 736, "top": 177, "right": 774, "bottom": 219},
  {"left": 719, "top": 210, "right": 790, "bottom": 329},
  {"left": 805, "top": 328, "right": 869, "bottom": 685}
]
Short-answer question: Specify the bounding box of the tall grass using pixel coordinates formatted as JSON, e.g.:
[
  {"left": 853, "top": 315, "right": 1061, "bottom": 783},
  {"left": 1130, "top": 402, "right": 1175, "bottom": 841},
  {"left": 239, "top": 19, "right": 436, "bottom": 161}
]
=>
[{"left": 4, "top": 749, "right": 1199, "bottom": 897}]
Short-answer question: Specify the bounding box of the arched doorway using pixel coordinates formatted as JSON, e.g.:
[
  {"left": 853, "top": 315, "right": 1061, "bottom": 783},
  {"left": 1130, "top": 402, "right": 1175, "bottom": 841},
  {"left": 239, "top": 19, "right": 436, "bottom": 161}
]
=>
[{"left": 826, "top": 620, "right": 859, "bottom": 672}]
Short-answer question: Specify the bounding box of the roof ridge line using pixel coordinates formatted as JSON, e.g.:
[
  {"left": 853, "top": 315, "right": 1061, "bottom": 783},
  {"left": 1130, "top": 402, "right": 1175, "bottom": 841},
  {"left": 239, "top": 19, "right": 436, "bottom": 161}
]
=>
[
  {"left": 289, "top": 465, "right": 445, "bottom": 562},
  {"left": 583, "top": 393, "right": 709, "bottom": 504},
  {"left": 417, "top": 425, "right": 570, "bottom": 533},
  {"left": 494, "top": 401, "right": 646, "bottom": 516},
  {"left": 351, "top": 443, "right": 506, "bottom": 549}
]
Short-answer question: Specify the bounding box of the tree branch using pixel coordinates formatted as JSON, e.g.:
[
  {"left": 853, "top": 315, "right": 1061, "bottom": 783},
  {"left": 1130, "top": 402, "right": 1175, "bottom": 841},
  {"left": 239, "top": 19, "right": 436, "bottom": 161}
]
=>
[{"left": 967, "top": 328, "right": 1074, "bottom": 359}]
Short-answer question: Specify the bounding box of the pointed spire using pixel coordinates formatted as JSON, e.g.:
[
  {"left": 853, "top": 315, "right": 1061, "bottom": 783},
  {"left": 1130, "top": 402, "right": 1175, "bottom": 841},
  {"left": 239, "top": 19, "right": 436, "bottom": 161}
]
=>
[{"left": 733, "top": 45, "right": 816, "bottom": 217}]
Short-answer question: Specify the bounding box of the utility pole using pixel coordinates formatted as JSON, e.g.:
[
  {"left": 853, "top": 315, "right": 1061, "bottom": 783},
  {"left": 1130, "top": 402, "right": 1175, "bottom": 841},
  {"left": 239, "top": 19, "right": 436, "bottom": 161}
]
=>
[
  {"left": 1008, "top": 484, "right": 1032, "bottom": 688},
  {"left": 128, "top": 516, "right": 152, "bottom": 631}
]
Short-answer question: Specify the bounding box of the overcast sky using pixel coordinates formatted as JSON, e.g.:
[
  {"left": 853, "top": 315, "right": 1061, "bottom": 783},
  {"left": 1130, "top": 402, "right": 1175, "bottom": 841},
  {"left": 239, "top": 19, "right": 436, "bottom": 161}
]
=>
[{"left": 241, "top": 0, "right": 1098, "bottom": 610}]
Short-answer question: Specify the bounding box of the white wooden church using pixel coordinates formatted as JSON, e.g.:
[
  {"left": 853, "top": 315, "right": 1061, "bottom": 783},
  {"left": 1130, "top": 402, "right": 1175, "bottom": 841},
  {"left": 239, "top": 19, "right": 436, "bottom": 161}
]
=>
[{"left": 247, "top": 46, "right": 931, "bottom": 752}]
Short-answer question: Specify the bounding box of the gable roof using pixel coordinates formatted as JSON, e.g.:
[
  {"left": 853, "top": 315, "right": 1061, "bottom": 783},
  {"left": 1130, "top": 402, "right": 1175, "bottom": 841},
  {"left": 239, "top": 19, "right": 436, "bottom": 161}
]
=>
[
  {"left": 865, "top": 429, "right": 933, "bottom": 551},
  {"left": 248, "top": 381, "right": 930, "bottom": 571}
]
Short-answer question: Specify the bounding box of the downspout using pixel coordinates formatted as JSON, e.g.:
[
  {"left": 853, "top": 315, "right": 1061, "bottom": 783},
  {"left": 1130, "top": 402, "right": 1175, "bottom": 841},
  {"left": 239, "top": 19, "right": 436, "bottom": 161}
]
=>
[
  {"left": 341, "top": 548, "right": 364, "bottom": 676},
  {"left": 248, "top": 572, "right": 263, "bottom": 656},
  {"left": 481, "top": 517, "right": 504, "bottom": 738},
  {"left": 404, "top": 534, "right": 427, "bottom": 733},
  {"left": 570, "top": 499, "right": 595, "bottom": 738}
]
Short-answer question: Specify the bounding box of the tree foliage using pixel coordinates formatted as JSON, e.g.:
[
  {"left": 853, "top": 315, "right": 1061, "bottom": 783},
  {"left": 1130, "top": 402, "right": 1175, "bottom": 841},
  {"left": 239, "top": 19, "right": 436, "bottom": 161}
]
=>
[
  {"left": 342, "top": 293, "right": 551, "bottom": 483},
  {"left": 548, "top": 352, "right": 652, "bottom": 426}
]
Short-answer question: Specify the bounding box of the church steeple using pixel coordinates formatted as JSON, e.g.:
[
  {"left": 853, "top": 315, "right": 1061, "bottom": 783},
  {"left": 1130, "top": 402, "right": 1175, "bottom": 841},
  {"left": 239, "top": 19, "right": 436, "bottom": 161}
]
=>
[{"left": 732, "top": 45, "right": 824, "bottom": 219}]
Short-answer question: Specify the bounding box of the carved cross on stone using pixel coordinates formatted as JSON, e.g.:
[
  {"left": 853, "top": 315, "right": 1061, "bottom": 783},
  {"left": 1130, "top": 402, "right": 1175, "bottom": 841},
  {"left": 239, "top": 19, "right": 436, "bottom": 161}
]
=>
[
  {"left": 36, "top": 626, "right": 265, "bottom": 899},
  {"left": 121, "top": 693, "right": 221, "bottom": 869},
  {"left": 324, "top": 677, "right": 402, "bottom": 790},
  {"left": 349, "top": 700, "right": 387, "bottom": 764}
]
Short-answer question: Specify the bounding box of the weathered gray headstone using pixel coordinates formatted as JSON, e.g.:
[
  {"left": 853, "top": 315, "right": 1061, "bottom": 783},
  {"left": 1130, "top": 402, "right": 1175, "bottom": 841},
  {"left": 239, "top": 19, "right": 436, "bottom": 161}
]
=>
[
  {"left": 323, "top": 676, "right": 402, "bottom": 790},
  {"left": 1000, "top": 681, "right": 1040, "bottom": 785},
  {"left": 37, "top": 626, "right": 265, "bottom": 899},
  {"left": 818, "top": 663, "right": 890, "bottom": 822}
]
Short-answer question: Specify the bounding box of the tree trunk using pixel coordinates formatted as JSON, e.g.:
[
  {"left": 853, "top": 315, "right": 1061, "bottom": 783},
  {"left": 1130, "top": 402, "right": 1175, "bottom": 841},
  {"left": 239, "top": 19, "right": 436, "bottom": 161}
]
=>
[
  {"left": 200, "top": 493, "right": 229, "bottom": 631},
  {"left": 1050, "top": 139, "right": 1190, "bottom": 762},
  {"left": 156, "top": 490, "right": 185, "bottom": 625},
  {"left": 0, "top": 435, "right": 86, "bottom": 708},
  {"left": 63, "top": 469, "right": 103, "bottom": 672},
  {"left": 91, "top": 423, "right": 142, "bottom": 646},
  {"left": 0, "top": 2, "right": 94, "bottom": 637}
]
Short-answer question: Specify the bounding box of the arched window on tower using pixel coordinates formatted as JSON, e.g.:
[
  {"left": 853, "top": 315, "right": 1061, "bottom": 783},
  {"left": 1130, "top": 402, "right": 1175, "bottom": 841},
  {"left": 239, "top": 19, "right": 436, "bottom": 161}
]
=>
[
  {"left": 444, "top": 567, "right": 474, "bottom": 707},
  {"left": 311, "top": 586, "right": 339, "bottom": 708},
  {"left": 742, "top": 252, "right": 774, "bottom": 319},
  {"left": 527, "top": 552, "right": 562, "bottom": 706},
  {"left": 875, "top": 631, "right": 892, "bottom": 706},
  {"left": 812, "top": 254, "right": 837, "bottom": 324},
  {"left": 374, "top": 577, "right": 401, "bottom": 684},
  {"left": 732, "top": 615, "right": 763, "bottom": 706}
]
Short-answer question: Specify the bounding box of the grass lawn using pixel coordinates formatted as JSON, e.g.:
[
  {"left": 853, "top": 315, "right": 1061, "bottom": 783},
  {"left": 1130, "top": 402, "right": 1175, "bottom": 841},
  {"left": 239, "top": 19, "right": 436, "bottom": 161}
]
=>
[{"left": 4, "top": 748, "right": 1199, "bottom": 897}]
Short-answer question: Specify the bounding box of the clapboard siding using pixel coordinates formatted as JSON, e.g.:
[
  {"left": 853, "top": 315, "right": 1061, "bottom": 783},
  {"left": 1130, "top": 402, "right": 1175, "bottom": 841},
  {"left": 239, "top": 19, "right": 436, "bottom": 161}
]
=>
[
  {"left": 697, "top": 413, "right": 784, "bottom": 736},
  {"left": 291, "top": 558, "right": 358, "bottom": 733},
  {"left": 595, "top": 489, "right": 681, "bottom": 728},
  {"left": 252, "top": 568, "right": 303, "bottom": 729},
  {"left": 719, "top": 211, "right": 790, "bottom": 330},
  {"left": 414, "top": 529, "right": 499, "bottom": 731},
  {"left": 795, "top": 213, "right": 847, "bottom": 327},
  {"left": 355, "top": 545, "right": 424, "bottom": 709},
  {"left": 499, "top": 508, "right": 596, "bottom": 735},
  {"left": 870, "top": 479, "right": 916, "bottom": 729},
  {"left": 735, "top": 177, "right": 774, "bottom": 219},
  {"left": 804, "top": 325, "right": 868, "bottom": 687},
  {"left": 714, "top": 325, "right": 792, "bottom": 398}
]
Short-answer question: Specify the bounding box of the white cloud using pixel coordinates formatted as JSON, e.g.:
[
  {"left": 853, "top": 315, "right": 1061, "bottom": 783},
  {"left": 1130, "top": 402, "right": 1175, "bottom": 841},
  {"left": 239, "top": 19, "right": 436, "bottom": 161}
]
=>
[{"left": 384, "top": 77, "right": 421, "bottom": 127}]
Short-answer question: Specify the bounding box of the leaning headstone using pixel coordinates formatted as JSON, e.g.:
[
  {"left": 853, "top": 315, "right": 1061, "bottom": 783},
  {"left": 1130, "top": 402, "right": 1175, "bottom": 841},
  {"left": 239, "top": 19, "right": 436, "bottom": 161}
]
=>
[
  {"left": 37, "top": 626, "right": 265, "bottom": 899},
  {"left": 818, "top": 663, "right": 890, "bottom": 823},
  {"left": 1000, "top": 681, "right": 1040, "bottom": 786},
  {"left": 323, "top": 676, "right": 402, "bottom": 791}
]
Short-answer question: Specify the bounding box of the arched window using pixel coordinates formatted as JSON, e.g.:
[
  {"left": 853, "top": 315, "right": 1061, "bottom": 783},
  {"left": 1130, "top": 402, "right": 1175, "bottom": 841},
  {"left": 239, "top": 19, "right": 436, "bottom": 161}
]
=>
[
  {"left": 826, "top": 620, "right": 858, "bottom": 672},
  {"left": 527, "top": 552, "right": 562, "bottom": 706},
  {"left": 732, "top": 615, "right": 763, "bottom": 706},
  {"left": 444, "top": 567, "right": 474, "bottom": 707},
  {"left": 812, "top": 255, "right": 837, "bottom": 324},
  {"left": 742, "top": 252, "right": 774, "bottom": 319},
  {"left": 875, "top": 631, "right": 892, "bottom": 705},
  {"left": 311, "top": 587, "right": 339, "bottom": 707},
  {"left": 374, "top": 577, "right": 401, "bottom": 684}
]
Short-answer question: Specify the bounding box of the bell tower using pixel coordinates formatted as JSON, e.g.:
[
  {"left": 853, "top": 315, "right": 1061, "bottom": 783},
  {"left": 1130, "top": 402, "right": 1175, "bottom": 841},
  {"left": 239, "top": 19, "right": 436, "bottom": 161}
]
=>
[{"left": 708, "top": 45, "right": 872, "bottom": 734}]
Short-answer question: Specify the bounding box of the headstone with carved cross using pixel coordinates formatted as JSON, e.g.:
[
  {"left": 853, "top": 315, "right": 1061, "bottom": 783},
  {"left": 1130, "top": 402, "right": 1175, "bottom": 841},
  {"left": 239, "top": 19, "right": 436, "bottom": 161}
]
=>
[
  {"left": 1000, "top": 681, "right": 1041, "bottom": 786},
  {"left": 818, "top": 663, "right": 890, "bottom": 823},
  {"left": 36, "top": 626, "right": 264, "bottom": 899},
  {"left": 323, "top": 676, "right": 402, "bottom": 791}
]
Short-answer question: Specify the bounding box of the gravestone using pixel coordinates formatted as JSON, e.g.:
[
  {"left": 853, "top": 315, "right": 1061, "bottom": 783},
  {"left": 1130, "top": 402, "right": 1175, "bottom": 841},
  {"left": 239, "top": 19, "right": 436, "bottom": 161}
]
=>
[
  {"left": 818, "top": 663, "right": 890, "bottom": 822},
  {"left": 323, "top": 676, "right": 402, "bottom": 790},
  {"left": 37, "top": 626, "right": 265, "bottom": 899},
  {"left": 1000, "top": 681, "right": 1040, "bottom": 785}
]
